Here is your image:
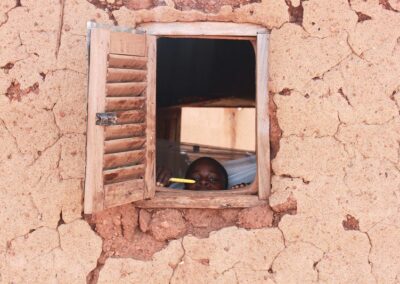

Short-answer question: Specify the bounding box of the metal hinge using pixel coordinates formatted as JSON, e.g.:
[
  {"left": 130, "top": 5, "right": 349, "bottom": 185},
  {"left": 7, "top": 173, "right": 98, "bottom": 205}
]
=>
[{"left": 96, "top": 112, "right": 117, "bottom": 126}]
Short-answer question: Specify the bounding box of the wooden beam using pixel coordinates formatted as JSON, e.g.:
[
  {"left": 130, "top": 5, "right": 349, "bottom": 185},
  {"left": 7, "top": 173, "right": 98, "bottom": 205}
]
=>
[
  {"left": 139, "top": 22, "right": 267, "bottom": 36},
  {"left": 162, "top": 35, "right": 255, "bottom": 41},
  {"left": 144, "top": 35, "right": 157, "bottom": 199},
  {"left": 84, "top": 28, "right": 109, "bottom": 214},
  {"left": 134, "top": 193, "right": 266, "bottom": 209},
  {"left": 156, "top": 184, "right": 257, "bottom": 195},
  {"left": 256, "top": 33, "right": 271, "bottom": 200}
]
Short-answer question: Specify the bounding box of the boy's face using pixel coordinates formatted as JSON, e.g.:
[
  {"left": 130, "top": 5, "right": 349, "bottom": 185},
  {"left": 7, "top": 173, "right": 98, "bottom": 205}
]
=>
[{"left": 185, "top": 160, "right": 226, "bottom": 190}]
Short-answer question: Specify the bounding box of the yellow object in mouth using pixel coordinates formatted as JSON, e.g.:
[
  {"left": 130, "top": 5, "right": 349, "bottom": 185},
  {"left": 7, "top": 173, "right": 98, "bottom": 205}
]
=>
[{"left": 169, "top": 178, "right": 196, "bottom": 184}]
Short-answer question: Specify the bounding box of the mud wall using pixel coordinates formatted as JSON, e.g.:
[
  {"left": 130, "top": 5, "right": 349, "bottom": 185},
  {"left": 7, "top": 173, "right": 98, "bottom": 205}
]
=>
[{"left": 0, "top": 0, "right": 400, "bottom": 283}]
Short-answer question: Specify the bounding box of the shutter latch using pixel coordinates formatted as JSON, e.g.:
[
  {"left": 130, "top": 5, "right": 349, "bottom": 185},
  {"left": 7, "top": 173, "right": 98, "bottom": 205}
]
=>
[{"left": 96, "top": 112, "right": 117, "bottom": 126}]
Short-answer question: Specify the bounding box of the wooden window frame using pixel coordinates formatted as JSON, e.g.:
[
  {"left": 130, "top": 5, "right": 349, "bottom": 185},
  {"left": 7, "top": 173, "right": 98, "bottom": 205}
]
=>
[{"left": 133, "top": 22, "right": 271, "bottom": 209}]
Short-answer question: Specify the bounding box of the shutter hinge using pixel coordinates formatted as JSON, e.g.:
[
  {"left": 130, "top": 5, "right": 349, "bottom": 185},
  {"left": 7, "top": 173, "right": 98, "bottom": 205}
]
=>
[{"left": 96, "top": 112, "right": 117, "bottom": 126}]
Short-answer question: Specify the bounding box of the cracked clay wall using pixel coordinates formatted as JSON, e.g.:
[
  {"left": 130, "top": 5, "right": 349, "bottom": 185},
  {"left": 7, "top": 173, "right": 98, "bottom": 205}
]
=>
[{"left": 0, "top": 0, "right": 400, "bottom": 283}]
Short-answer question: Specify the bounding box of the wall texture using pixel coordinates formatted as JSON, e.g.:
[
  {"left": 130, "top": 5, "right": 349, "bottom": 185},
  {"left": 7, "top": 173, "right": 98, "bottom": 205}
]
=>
[{"left": 0, "top": 0, "right": 399, "bottom": 283}]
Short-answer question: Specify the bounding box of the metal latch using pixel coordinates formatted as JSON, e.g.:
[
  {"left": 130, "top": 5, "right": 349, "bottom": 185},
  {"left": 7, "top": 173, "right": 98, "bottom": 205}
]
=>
[{"left": 96, "top": 112, "right": 117, "bottom": 126}]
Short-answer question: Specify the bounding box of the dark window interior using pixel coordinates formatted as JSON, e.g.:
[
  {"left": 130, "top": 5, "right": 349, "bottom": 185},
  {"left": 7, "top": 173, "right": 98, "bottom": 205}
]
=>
[
  {"left": 156, "top": 38, "right": 256, "bottom": 107},
  {"left": 155, "top": 38, "right": 257, "bottom": 187}
]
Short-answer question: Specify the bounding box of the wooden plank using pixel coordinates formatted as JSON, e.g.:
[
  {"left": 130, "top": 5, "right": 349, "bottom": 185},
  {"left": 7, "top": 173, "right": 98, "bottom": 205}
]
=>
[
  {"left": 104, "top": 137, "right": 146, "bottom": 153},
  {"left": 104, "top": 124, "right": 146, "bottom": 140},
  {"left": 107, "top": 82, "right": 147, "bottom": 97},
  {"left": 103, "top": 149, "right": 145, "bottom": 169},
  {"left": 144, "top": 35, "right": 157, "bottom": 199},
  {"left": 115, "top": 110, "right": 145, "bottom": 124},
  {"left": 139, "top": 22, "right": 267, "bottom": 36},
  {"left": 180, "top": 107, "right": 256, "bottom": 151},
  {"left": 108, "top": 54, "right": 147, "bottom": 69},
  {"left": 163, "top": 35, "right": 255, "bottom": 41},
  {"left": 134, "top": 193, "right": 267, "bottom": 209},
  {"left": 156, "top": 184, "right": 257, "bottom": 195},
  {"left": 104, "top": 179, "right": 145, "bottom": 208},
  {"left": 105, "top": 97, "right": 146, "bottom": 111},
  {"left": 162, "top": 97, "right": 255, "bottom": 108},
  {"left": 84, "top": 28, "right": 109, "bottom": 214},
  {"left": 103, "top": 164, "right": 145, "bottom": 184},
  {"left": 107, "top": 68, "right": 147, "bottom": 82},
  {"left": 256, "top": 33, "right": 270, "bottom": 200},
  {"left": 110, "top": 32, "right": 146, "bottom": 56}
]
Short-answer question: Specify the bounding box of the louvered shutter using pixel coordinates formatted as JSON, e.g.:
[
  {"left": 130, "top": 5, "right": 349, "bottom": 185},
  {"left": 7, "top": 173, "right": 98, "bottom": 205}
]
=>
[{"left": 84, "top": 28, "right": 156, "bottom": 214}]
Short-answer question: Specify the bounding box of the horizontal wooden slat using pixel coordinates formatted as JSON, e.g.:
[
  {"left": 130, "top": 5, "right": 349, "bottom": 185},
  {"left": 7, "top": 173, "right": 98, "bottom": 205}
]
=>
[
  {"left": 115, "top": 110, "right": 145, "bottom": 124},
  {"left": 156, "top": 183, "right": 257, "bottom": 195},
  {"left": 107, "top": 82, "right": 147, "bottom": 97},
  {"left": 104, "top": 137, "right": 146, "bottom": 153},
  {"left": 103, "top": 164, "right": 145, "bottom": 184},
  {"left": 104, "top": 179, "right": 145, "bottom": 208},
  {"left": 108, "top": 54, "right": 147, "bottom": 69},
  {"left": 104, "top": 149, "right": 145, "bottom": 169},
  {"left": 134, "top": 192, "right": 267, "bottom": 209},
  {"left": 106, "top": 97, "right": 146, "bottom": 111},
  {"left": 164, "top": 35, "right": 255, "bottom": 40},
  {"left": 139, "top": 22, "right": 267, "bottom": 36},
  {"left": 110, "top": 32, "right": 146, "bottom": 56},
  {"left": 105, "top": 124, "right": 146, "bottom": 140},
  {"left": 107, "top": 68, "right": 147, "bottom": 83}
]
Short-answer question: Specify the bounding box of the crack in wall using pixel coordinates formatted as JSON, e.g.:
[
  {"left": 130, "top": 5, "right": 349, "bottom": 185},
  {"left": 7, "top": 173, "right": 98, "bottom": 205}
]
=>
[
  {"left": 5, "top": 226, "right": 61, "bottom": 258},
  {"left": 363, "top": 230, "right": 378, "bottom": 284},
  {"left": 345, "top": 32, "right": 369, "bottom": 61},
  {"left": 27, "top": 134, "right": 62, "bottom": 166},
  {"left": 338, "top": 87, "right": 352, "bottom": 107},
  {"left": 0, "top": 0, "right": 21, "bottom": 28},
  {"left": 86, "top": 0, "right": 121, "bottom": 25},
  {"left": 340, "top": 213, "right": 379, "bottom": 283},
  {"left": 86, "top": 251, "right": 108, "bottom": 284},
  {"left": 347, "top": 0, "right": 373, "bottom": 23},
  {"left": 0, "top": 117, "right": 23, "bottom": 154},
  {"left": 218, "top": 261, "right": 241, "bottom": 283},
  {"left": 390, "top": 89, "right": 400, "bottom": 115},
  {"left": 379, "top": 0, "right": 400, "bottom": 12},
  {"left": 168, "top": 239, "right": 186, "bottom": 284},
  {"left": 277, "top": 174, "right": 309, "bottom": 184},
  {"left": 267, "top": 226, "right": 287, "bottom": 274},
  {"left": 312, "top": 250, "right": 326, "bottom": 282},
  {"left": 55, "top": 0, "right": 66, "bottom": 58}
]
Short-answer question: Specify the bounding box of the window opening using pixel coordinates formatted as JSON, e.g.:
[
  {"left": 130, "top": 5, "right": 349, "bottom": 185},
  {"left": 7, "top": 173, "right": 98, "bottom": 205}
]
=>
[
  {"left": 155, "top": 38, "right": 256, "bottom": 191},
  {"left": 84, "top": 22, "right": 270, "bottom": 213}
]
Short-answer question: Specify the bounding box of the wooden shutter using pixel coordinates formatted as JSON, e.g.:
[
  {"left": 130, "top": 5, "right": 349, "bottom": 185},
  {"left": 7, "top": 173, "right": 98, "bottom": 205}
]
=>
[{"left": 84, "top": 28, "right": 156, "bottom": 214}]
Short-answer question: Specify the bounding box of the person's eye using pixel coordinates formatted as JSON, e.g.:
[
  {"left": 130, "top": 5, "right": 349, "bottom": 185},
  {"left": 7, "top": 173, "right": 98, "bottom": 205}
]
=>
[{"left": 208, "top": 177, "right": 217, "bottom": 183}]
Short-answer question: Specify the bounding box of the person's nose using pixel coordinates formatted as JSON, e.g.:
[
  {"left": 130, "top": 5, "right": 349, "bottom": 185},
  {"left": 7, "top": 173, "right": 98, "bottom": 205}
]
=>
[{"left": 200, "top": 179, "right": 209, "bottom": 186}]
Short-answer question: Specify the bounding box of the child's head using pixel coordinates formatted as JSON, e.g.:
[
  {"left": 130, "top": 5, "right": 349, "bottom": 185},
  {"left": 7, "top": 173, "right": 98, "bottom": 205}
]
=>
[{"left": 184, "top": 157, "right": 228, "bottom": 190}]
